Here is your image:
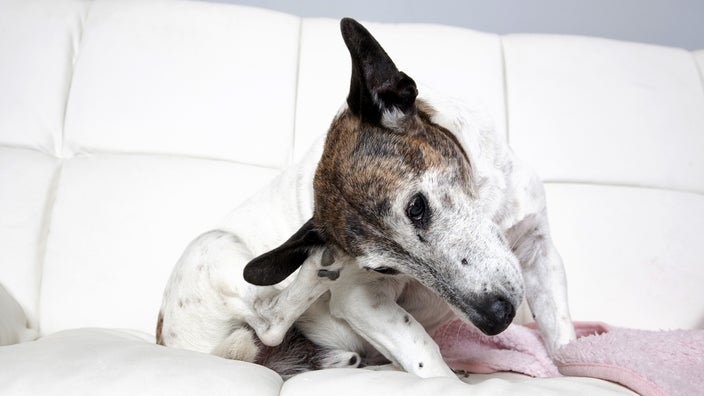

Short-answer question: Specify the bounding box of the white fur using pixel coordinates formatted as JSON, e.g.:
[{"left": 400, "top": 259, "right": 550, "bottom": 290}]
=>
[
  {"left": 158, "top": 88, "right": 575, "bottom": 379},
  {"left": 380, "top": 106, "right": 407, "bottom": 130}
]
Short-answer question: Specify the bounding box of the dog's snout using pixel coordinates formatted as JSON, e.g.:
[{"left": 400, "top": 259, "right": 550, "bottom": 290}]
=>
[{"left": 474, "top": 295, "right": 516, "bottom": 336}]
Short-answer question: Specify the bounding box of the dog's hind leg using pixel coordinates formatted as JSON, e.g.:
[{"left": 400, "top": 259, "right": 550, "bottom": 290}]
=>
[
  {"left": 247, "top": 248, "right": 342, "bottom": 347},
  {"left": 507, "top": 212, "right": 576, "bottom": 356},
  {"left": 242, "top": 324, "right": 361, "bottom": 378}
]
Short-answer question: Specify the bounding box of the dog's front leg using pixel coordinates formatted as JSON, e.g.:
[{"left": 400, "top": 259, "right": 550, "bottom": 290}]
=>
[
  {"left": 508, "top": 213, "right": 576, "bottom": 356},
  {"left": 329, "top": 279, "right": 455, "bottom": 379},
  {"left": 248, "top": 248, "right": 339, "bottom": 346}
]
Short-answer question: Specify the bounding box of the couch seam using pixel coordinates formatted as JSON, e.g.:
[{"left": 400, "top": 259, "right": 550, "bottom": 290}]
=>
[
  {"left": 59, "top": 0, "right": 95, "bottom": 160},
  {"left": 60, "top": 149, "right": 283, "bottom": 171},
  {"left": 0, "top": 143, "right": 50, "bottom": 155},
  {"left": 543, "top": 179, "right": 703, "bottom": 197},
  {"left": 499, "top": 35, "right": 511, "bottom": 144},
  {"left": 34, "top": 161, "right": 64, "bottom": 336},
  {"left": 692, "top": 51, "right": 704, "bottom": 103},
  {"left": 288, "top": 17, "right": 304, "bottom": 168},
  {"left": 35, "top": 0, "right": 94, "bottom": 335}
]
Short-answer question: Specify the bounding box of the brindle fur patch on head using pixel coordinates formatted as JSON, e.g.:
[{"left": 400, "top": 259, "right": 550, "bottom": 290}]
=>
[{"left": 313, "top": 100, "right": 473, "bottom": 259}]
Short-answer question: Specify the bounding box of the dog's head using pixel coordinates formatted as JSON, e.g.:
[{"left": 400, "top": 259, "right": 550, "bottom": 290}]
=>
[{"left": 245, "top": 18, "right": 523, "bottom": 336}]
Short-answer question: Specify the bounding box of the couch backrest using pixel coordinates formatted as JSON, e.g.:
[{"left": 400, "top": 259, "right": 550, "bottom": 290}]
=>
[{"left": 1, "top": 0, "right": 703, "bottom": 337}]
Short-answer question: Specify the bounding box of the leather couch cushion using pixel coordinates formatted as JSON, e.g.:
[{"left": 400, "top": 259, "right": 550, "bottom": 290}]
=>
[
  {"left": 0, "top": 148, "right": 59, "bottom": 327},
  {"left": 546, "top": 184, "right": 704, "bottom": 329},
  {"left": 0, "top": 0, "right": 88, "bottom": 154},
  {"left": 39, "top": 156, "right": 278, "bottom": 335},
  {"left": 0, "top": 328, "right": 282, "bottom": 396},
  {"left": 63, "top": 0, "right": 301, "bottom": 168},
  {"left": 503, "top": 35, "right": 704, "bottom": 193},
  {"left": 280, "top": 365, "right": 634, "bottom": 395}
]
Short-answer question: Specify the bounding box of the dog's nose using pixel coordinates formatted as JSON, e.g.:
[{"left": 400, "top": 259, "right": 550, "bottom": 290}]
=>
[{"left": 474, "top": 295, "right": 516, "bottom": 336}]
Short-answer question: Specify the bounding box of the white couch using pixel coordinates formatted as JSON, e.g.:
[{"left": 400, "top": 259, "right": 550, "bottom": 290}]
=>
[{"left": 1, "top": 0, "right": 703, "bottom": 394}]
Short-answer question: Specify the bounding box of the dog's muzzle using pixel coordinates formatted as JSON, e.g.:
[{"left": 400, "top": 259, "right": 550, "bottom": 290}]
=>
[{"left": 472, "top": 295, "right": 516, "bottom": 336}]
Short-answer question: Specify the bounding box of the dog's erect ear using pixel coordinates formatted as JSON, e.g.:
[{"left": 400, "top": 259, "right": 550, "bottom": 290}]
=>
[
  {"left": 340, "top": 17, "right": 417, "bottom": 125},
  {"left": 243, "top": 218, "right": 325, "bottom": 286}
]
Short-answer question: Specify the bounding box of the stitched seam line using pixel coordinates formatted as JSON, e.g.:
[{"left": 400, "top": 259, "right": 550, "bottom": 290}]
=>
[
  {"left": 499, "top": 35, "right": 511, "bottom": 144},
  {"left": 288, "top": 17, "right": 304, "bottom": 168}
]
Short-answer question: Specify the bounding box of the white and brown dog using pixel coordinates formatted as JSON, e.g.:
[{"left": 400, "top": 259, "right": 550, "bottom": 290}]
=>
[{"left": 157, "top": 18, "right": 575, "bottom": 379}]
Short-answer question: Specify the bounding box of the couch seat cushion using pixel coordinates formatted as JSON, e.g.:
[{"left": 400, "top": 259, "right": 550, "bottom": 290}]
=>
[
  {"left": 282, "top": 367, "right": 636, "bottom": 396},
  {"left": 0, "top": 328, "right": 282, "bottom": 396},
  {"left": 0, "top": 327, "right": 638, "bottom": 396}
]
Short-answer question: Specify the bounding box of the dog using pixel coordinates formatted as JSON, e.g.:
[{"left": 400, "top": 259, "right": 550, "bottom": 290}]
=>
[{"left": 157, "top": 18, "right": 576, "bottom": 379}]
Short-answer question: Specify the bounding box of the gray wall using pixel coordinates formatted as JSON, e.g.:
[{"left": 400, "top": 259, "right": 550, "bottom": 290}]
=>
[{"left": 207, "top": 0, "right": 704, "bottom": 50}]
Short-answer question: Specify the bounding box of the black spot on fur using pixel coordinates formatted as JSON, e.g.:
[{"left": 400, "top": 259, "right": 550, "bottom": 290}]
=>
[
  {"left": 321, "top": 249, "right": 335, "bottom": 267},
  {"left": 317, "top": 269, "right": 340, "bottom": 281},
  {"left": 418, "top": 362, "right": 424, "bottom": 368},
  {"left": 404, "top": 315, "right": 410, "bottom": 324},
  {"left": 461, "top": 258, "right": 469, "bottom": 266}
]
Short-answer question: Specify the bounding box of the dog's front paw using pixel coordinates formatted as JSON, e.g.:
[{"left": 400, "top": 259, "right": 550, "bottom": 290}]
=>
[
  {"left": 545, "top": 326, "right": 577, "bottom": 359},
  {"left": 452, "top": 368, "right": 470, "bottom": 379}
]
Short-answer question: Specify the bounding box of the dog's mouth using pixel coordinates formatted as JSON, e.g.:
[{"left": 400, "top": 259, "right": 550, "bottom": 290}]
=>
[{"left": 404, "top": 258, "right": 518, "bottom": 336}]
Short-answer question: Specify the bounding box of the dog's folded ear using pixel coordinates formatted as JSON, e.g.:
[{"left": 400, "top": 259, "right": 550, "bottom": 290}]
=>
[
  {"left": 340, "top": 17, "right": 417, "bottom": 126},
  {"left": 243, "top": 218, "right": 325, "bottom": 286}
]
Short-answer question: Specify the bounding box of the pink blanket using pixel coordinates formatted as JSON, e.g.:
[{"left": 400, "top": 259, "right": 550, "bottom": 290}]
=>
[{"left": 429, "top": 320, "right": 704, "bottom": 396}]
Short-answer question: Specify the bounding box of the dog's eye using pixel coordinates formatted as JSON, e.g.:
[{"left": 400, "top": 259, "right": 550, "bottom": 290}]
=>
[{"left": 407, "top": 193, "right": 428, "bottom": 226}]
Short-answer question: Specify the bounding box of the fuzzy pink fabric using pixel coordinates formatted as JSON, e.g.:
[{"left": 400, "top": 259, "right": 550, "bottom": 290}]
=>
[
  {"left": 429, "top": 318, "right": 559, "bottom": 377},
  {"left": 430, "top": 320, "right": 704, "bottom": 396}
]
